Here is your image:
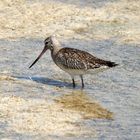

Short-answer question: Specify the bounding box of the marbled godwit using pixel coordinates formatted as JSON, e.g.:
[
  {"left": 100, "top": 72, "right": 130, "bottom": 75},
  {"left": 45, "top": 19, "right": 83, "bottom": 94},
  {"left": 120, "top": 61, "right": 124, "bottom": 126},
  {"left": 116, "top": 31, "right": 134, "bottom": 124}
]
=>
[{"left": 29, "top": 36, "right": 118, "bottom": 88}]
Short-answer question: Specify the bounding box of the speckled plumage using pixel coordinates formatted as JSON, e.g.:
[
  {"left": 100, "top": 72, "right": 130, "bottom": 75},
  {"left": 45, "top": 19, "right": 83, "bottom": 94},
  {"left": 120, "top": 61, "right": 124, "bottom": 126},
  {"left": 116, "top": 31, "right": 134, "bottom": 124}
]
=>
[
  {"left": 29, "top": 36, "right": 118, "bottom": 88},
  {"left": 54, "top": 48, "right": 116, "bottom": 70}
]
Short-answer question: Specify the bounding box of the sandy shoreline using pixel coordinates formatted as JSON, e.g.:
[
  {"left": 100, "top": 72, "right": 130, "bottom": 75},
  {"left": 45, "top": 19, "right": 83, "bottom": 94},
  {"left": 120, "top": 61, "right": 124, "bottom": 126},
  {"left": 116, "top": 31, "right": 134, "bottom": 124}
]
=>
[{"left": 0, "top": 0, "right": 140, "bottom": 44}]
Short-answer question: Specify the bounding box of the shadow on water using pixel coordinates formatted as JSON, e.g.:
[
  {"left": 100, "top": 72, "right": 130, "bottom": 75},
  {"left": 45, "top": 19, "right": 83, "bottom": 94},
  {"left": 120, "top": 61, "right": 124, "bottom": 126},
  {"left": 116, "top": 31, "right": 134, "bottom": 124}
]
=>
[
  {"left": 55, "top": 90, "right": 113, "bottom": 120},
  {"left": 14, "top": 76, "right": 72, "bottom": 88}
]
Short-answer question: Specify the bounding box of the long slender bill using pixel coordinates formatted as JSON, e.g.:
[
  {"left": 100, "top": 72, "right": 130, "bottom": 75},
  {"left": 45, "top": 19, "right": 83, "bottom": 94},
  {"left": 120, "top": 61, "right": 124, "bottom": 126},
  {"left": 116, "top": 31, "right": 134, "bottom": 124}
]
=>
[{"left": 29, "top": 47, "right": 48, "bottom": 68}]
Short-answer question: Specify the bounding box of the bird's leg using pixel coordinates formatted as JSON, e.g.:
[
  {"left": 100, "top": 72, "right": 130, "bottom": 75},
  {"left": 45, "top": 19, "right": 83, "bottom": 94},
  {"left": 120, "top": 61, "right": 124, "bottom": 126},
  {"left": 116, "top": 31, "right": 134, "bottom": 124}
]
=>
[
  {"left": 72, "top": 78, "right": 76, "bottom": 88},
  {"left": 80, "top": 75, "right": 84, "bottom": 89}
]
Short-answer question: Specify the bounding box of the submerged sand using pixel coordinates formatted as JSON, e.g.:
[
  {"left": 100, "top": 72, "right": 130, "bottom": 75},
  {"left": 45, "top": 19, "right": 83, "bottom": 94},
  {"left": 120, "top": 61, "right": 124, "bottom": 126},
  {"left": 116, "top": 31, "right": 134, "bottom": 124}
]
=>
[{"left": 0, "top": 75, "right": 112, "bottom": 138}]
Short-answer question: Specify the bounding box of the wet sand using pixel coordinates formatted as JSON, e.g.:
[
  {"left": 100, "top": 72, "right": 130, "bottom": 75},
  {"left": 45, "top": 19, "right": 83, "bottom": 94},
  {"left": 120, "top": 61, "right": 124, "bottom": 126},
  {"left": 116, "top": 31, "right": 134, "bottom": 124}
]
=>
[{"left": 0, "top": 0, "right": 140, "bottom": 139}]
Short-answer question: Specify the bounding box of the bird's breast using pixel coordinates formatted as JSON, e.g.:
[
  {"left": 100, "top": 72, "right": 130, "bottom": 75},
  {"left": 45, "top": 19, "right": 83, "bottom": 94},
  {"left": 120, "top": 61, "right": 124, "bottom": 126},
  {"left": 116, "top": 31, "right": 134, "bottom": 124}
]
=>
[{"left": 54, "top": 62, "right": 86, "bottom": 76}]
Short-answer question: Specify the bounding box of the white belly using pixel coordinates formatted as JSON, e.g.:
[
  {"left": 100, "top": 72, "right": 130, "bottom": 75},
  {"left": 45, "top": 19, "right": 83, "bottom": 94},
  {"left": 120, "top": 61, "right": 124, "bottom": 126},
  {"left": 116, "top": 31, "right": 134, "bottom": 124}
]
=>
[
  {"left": 58, "top": 65, "right": 86, "bottom": 76},
  {"left": 87, "top": 66, "right": 109, "bottom": 74},
  {"left": 56, "top": 63, "right": 109, "bottom": 76}
]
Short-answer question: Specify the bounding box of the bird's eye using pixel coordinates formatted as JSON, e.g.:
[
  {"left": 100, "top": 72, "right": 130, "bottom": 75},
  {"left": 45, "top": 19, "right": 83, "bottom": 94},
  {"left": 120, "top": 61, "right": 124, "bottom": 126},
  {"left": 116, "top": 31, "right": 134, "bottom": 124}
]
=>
[{"left": 45, "top": 42, "right": 49, "bottom": 45}]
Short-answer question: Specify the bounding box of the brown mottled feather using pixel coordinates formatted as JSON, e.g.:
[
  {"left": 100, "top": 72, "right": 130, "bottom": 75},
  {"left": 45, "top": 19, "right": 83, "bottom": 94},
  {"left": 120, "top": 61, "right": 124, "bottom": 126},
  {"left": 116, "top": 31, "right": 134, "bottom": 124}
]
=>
[{"left": 54, "top": 48, "right": 117, "bottom": 70}]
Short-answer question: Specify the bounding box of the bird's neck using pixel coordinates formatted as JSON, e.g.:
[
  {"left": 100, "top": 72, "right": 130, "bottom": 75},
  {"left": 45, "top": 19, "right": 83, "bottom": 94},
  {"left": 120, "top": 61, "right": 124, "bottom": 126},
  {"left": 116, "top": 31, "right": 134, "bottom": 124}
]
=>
[{"left": 51, "top": 44, "right": 62, "bottom": 57}]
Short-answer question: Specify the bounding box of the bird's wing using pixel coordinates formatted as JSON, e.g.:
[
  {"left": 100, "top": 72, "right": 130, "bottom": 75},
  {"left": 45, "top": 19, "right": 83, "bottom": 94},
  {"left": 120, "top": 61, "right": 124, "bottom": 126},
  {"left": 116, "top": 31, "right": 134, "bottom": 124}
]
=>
[{"left": 54, "top": 48, "right": 101, "bottom": 70}]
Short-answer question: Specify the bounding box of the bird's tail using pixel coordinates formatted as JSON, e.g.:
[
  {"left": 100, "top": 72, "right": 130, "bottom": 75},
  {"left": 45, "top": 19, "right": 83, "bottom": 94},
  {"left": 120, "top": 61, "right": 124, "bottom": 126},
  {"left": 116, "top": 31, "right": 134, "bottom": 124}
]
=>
[{"left": 106, "top": 61, "right": 118, "bottom": 67}]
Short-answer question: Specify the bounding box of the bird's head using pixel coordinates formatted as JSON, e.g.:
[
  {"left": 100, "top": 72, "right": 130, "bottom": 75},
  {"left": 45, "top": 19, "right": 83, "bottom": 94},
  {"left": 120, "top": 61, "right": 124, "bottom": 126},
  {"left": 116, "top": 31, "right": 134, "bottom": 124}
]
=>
[
  {"left": 29, "top": 35, "right": 60, "bottom": 68},
  {"left": 44, "top": 35, "right": 60, "bottom": 50}
]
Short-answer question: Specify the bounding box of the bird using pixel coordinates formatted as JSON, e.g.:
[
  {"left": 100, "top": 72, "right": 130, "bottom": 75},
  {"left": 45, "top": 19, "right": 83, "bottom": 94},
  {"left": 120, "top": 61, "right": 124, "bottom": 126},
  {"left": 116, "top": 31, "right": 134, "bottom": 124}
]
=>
[{"left": 29, "top": 36, "right": 118, "bottom": 88}]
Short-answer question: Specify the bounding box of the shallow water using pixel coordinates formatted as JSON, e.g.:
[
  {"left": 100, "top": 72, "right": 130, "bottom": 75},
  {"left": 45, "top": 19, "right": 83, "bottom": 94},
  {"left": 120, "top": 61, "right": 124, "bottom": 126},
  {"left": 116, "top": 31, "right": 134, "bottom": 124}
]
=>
[
  {"left": 0, "top": 0, "right": 140, "bottom": 139},
  {"left": 0, "top": 38, "right": 140, "bottom": 139}
]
